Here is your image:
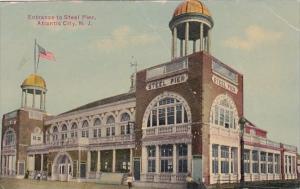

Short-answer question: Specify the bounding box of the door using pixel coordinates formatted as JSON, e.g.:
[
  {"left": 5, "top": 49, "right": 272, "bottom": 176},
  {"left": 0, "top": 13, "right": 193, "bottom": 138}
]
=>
[
  {"left": 80, "top": 163, "right": 86, "bottom": 178},
  {"left": 192, "top": 155, "right": 202, "bottom": 184},
  {"left": 133, "top": 158, "right": 140, "bottom": 180}
]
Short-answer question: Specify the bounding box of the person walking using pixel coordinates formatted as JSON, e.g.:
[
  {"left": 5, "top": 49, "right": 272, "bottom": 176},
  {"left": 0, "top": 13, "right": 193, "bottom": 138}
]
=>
[
  {"left": 126, "top": 173, "right": 134, "bottom": 189},
  {"left": 186, "top": 172, "right": 193, "bottom": 189}
]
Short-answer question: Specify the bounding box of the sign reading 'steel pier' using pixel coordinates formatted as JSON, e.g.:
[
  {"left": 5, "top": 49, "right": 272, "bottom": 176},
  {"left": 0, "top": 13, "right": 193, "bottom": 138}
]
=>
[
  {"left": 212, "top": 75, "right": 238, "bottom": 94},
  {"left": 146, "top": 73, "right": 188, "bottom": 90}
]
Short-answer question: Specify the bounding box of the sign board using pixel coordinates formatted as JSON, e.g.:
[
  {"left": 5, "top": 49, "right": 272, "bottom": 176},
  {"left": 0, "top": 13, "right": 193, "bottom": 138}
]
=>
[
  {"left": 146, "top": 73, "right": 188, "bottom": 90},
  {"left": 212, "top": 75, "right": 238, "bottom": 94}
]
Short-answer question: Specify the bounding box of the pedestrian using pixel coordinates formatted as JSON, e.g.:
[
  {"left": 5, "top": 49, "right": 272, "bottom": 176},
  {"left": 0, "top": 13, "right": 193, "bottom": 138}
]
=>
[
  {"left": 37, "top": 172, "right": 41, "bottom": 181},
  {"left": 186, "top": 172, "right": 193, "bottom": 189},
  {"left": 127, "top": 172, "right": 134, "bottom": 189}
]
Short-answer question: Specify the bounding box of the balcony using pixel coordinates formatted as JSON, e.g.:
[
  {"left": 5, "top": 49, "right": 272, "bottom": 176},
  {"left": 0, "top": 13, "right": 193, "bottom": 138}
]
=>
[
  {"left": 244, "top": 135, "right": 281, "bottom": 149},
  {"left": 2, "top": 145, "right": 16, "bottom": 155},
  {"left": 143, "top": 123, "right": 191, "bottom": 137},
  {"left": 89, "top": 134, "right": 135, "bottom": 144}
]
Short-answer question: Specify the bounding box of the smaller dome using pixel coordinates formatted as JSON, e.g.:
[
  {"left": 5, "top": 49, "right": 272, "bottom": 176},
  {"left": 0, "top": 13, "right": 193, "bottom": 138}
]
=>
[
  {"left": 173, "top": 0, "right": 211, "bottom": 18},
  {"left": 22, "top": 74, "right": 46, "bottom": 89}
]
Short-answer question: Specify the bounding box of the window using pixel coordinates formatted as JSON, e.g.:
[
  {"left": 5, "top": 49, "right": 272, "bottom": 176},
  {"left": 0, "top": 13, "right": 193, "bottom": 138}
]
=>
[
  {"left": 106, "top": 116, "right": 115, "bottom": 137},
  {"left": 211, "top": 96, "right": 237, "bottom": 129},
  {"left": 178, "top": 144, "right": 187, "bottom": 173},
  {"left": 268, "top": 153, "right": 273, "bottom": 173},
  {"left": 52, "top": 126, "right": 58, "bottom": 141},
  {"left": 160, "top": 145, "right": 173, "bottom": 172},
  {"left": 81, "top": 120, "right": 89, "bottom": 138},
  {"left": 120, "top": 113, "right": 130, "bottom": 122},
  {"left": 260, "top": 152, "right": 267, "bottom": 173},
  {"left": 252, "top": 151, "right": 259, "bottom": 173},
  {"left": 231, "top": 148, "right": 238, "bottom": 174},
  {"left": 106, "top": 115, "right": 115, "bottom": 124},
  {"left": 4, "top": 130, "right": 16, "bottom": 146},
  {"left": 93, "top": 129, "right": 101, "bottom": 138},
  {"left": 212, "top": 144, "right": 218, "bottom": 174},
  {"left": 71, "top": 123, "right": 78, "bottom": 138},
  {"left": 221, "top": 146, "right": 229, "bottom": 174},
  {"left": 61, "top": 124, "right": 68, "bottom": 140},
  {"left": 94, "top": 118, "right": 101, "bottom": 126},
  {"left": 244, "top": 150, "right": 250, "bottom": 173},
  {"left": 147, "top": 97, "right": 189, "bottom": 127},
  {"left": 274, "top": 154, "right": 280, "bottom": 174},
  {"left": 147, "top": 146, "right": 156, "bottom": 172}
]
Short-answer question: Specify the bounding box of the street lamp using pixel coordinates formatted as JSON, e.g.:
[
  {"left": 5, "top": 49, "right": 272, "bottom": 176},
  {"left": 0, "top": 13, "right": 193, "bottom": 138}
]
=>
[{"left": 239, "top": 117, "right": 247, "bottom": 186}]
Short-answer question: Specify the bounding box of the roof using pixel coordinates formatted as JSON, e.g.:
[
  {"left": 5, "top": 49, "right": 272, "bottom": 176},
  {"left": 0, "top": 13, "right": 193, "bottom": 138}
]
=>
[
  {"left": 21, "top": 74, "right": 46, "bottom": 89},
  {"left": 59, "top": 92, "right": 135, "bottom": 115},
  {"left": 173, "top": 0, "right": 211, "bottom": 18}
]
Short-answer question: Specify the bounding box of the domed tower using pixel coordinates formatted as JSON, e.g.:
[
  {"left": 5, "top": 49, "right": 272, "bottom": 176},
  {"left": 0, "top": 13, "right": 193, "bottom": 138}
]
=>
[
  {"left": 169, "top": 0, "right": 213, "bottom": 59},
  {"left": 21, "top": 73, "right": 47, "bottom": 111}
]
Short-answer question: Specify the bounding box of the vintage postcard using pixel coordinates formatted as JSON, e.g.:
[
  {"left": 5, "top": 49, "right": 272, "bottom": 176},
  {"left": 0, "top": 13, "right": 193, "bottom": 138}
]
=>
[{"left": 0, "top": 0, "right": 299, "bottom": 189}]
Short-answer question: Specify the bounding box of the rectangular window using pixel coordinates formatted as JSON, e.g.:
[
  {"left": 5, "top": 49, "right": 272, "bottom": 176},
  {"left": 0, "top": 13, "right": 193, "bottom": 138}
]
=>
[
  {"left": 224, "top": 110, "right": 230, "bottom": 128},
  {"left": 268, "top": 153, "right": 273, "bottom": 173},
  {"left": 152, "top": 110, "right": 157, "bottom": 126},
  {"left": 274, "top": 154, "right": 280, "bottom": 173},
  {"left": 167, "top": 107, "right": 175, "bottom": 125},
  {"left": 214, "top": 106, "right": 219, "bottom": 125},
  {"left": 111, "top": 127, "right": 115, "bottom": 136},
  {"left": 93, "top": 129, "right": 97, "bottom": 138},
  {"left": 160, "top": 159, "right": 173, "bottom": 172},
  {"left": 121, "top": 125, "right": 125, "bottom": 135},
  {"left": 98, "top": 129, "right": 101, "bottom": 137},
  {"left": 106, "top": 128, "right": 110, "bottom": 136},
  {"left": 221, "top": 146, "right": 229, "bottom": 174},
  {"left": 148, "top": 160, "right": 155, "bottom": 172},
  {"left": 252, "top": 151, "right": 258, "bottom": 161},
  {"left": 148, "top": 146, "right": 156, "bottom": 157},
  {"left": 178, "top": 159, "right": 187, "bottom": 173},
  {"left": 253, "top": 162, "right": 259, "bottom": 173},
  {"left": 90, "top": 151, "right": 97, "bottom": 172},
  {"left": 161, "top": 145, "right": 173, "bottom": 157},
  {"left": 212, "top": 144, "right": 219, "bottom": 174},
  {"left": 159, "top": 108, "right": 165, "bottom": 126},
  {"left": 220, "top": 108, "right": 224, "bottom": 126},
  {"left": 176, "top": 105, "right": 182, "bottom": 124},
  {"left": 244, "top": 150, "right": 250, "bottom": 173}
]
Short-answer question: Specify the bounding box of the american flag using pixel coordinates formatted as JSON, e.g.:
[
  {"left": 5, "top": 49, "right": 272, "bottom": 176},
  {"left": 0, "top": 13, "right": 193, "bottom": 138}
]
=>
[{"left": 38, "top": 44, "right": 55, "bottom": 61}]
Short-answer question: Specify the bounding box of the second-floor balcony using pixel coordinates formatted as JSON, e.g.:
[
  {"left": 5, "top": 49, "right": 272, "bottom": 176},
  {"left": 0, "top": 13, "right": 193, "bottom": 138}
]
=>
[{"left": 142, "top": 123, "right": 191, "bottom": 137}]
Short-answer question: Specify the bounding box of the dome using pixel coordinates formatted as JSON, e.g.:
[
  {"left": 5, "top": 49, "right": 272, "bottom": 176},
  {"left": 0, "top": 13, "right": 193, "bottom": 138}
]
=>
[
  {"left": 173, "top": 0, "right": 211, "bottom": 18},
  {"left": 21, "top": 74, "right": 46, "bottom": 89}
]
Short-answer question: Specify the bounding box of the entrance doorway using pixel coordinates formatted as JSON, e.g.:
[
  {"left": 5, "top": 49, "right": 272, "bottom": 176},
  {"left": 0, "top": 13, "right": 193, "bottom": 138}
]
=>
[{"left": 54, "top": 153, "right": 73, "bottom": 181}]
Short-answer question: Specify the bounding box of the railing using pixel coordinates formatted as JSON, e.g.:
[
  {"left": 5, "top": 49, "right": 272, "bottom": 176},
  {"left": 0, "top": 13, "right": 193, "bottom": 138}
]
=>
[
  {"left": 209, "top": 124, "right": 239, "bottom": 137},
  {"left": 146, "top": 58, "right": 188, "bottom": 80},
  {"left": 283, "top": 144, "right": 297, "bottom": 152},
  {"left": 2, "top": 145, "right": 16, "bottom": 154},
  {"left": 89, "top": 134, "right": 135, "bottom": 144},
  {"left": 244, "top": 134, "right": 281, "bottom": 149},
  {"left": 143, "top": 123, "right": 191, "bottom": 137}
]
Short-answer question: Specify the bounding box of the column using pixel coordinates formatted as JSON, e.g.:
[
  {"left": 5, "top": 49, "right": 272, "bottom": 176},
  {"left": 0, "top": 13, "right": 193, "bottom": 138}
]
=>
[
  {"left": 173, "top": 27, "right": 177, "bottom": 58},
  {"left": 155, "top": 145, "right": 160, "bottom": 174},
  {"left": 78, "top": 150, "right": 81, "bottom": 177},
  {"left": 21, "top": 90, "right": 24, "bottom": 107},
  {"left": 97, "top": 150, "right": 101, "bottom": 173},
  {"left": 207, "top": 29, "right": 211, "bottom": 53},
  {"left": 40, "top": 91, "right": 43, "bottom": 110},
  {"left": 112, "top": 149, "right": 116, "bottom": 173},
  {"left": 173, "top": 144, "right": 177, "bottom": 174},
  {"left": 193, "top": 40, "right": 196, "bottom": 53},
  {"left": 32, "top": 89, "right": 36, "bottom": 108},
  {"left": 87, "top": 151, "right": 91, "bottom": 175},
  {"left": 130, "top": 148, "right": 133, "bottom": 173},
  {"left": 24, "top": 90, "right": 28, "bottom": 107},
  {"left": 185, "top": 22, "right": 189, "bottom": 56},
  {"left": 41, "top": 154, "right": 44, "bottom": 172},
  {"left": 199, "top": 23, "right": 203, "bottom": 51},
  {"left": 180, "top": 40, "right": 183, "bottom": 57},
  {"left": 249, "top": 150, "right": 253, "bottom": 181},
  {"left": 43, "top": 92, "right": 46, "bottom": 110},
  {"left": 187, "top": 143, "right": 192, "bottom": 173}
]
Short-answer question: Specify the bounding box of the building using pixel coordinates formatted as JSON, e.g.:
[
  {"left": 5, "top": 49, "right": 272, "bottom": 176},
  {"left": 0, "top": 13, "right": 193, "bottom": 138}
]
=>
[{"left": 1, "top": 0, "right": 298, "bottom": 187}]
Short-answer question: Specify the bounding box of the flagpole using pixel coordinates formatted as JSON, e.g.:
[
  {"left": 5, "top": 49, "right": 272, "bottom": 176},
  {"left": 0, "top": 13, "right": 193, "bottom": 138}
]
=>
[
  {"left": 34, "top": 39, "right": 37, "bottom": 74},
  {"left": 37, "top": 43, "right": 40, "bottom": 71}
]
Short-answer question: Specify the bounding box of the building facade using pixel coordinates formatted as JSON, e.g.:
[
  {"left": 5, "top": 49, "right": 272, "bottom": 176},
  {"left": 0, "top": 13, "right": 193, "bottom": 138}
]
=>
[{"left": 1, "top": 0, "right": 298, "bottom": 187}]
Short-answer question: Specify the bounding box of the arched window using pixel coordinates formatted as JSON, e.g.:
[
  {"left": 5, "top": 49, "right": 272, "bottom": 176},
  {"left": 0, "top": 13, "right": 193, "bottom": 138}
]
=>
[
  {"left": 52, "top": 126, "right": 58, "bottom": 141},
  {"left": 94, "top": 118, "right": 101, "bottom": 126},
  {"left": 4, "top": 130, "right": 16, "bottom": 146},
  {"left": 61, "top": 124, "right": 68, "bottom": 131},
  {"left": 210, "top": 95, "right": 238, "bottom": 129},
  {"left": 61, "top": 124, "right": 68, "bottom": 140},
  {"left": 106, "top": 115, "right": 115, "bottom": 124},
  {"left": 71, "top": 123, "right": 78, "bottom": 138},
  {"left": 147, "top": 97, "right": 188, "bottom": 127},
  {"left": 120, "top": 113, "right": 131, "bottom": 135},
  {"left": 106, "top": 115, "right": 115, "bottom": 136},
  {"left": 93, "top": 118, "right": 101, "bottom": 138},
  {"left": 120, "top": 113, "right": 130, "bottom": 122},
  {"left": 81, "top": 120, "right": 89, "bottom": 138}
]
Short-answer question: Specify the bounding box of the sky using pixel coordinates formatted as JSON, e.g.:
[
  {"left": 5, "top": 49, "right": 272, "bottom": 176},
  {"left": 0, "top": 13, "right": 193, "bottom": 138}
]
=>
[{"left": 0, "top": 0, "right": 299, "bottom": 149}]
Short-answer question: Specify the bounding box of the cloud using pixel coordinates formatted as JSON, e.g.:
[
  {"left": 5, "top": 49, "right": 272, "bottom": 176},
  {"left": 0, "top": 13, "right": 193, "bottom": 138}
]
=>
[
  {"left": 223, "top": 25, "right": 282, "bottom": 50},
  {"left": 96, "top": 26, "right": 159, "bottom": 53}
]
